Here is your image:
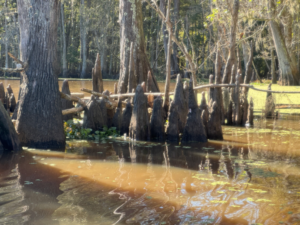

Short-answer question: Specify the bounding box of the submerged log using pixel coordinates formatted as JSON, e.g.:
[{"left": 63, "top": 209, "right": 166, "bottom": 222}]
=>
[
  {"left": 207, "top": 101, "right": 223, "bottom": 140},
  {"left": 182, "top": 78, "right": 207, "bottom": 143},
  {"left": 92, "top": 53, "right": 103, "bottom": 93},
  {"left": 199, "top": 92, "right": 209, "bottom": 136},
  {"left": 247, "top": 97, "right": 254, "bottom": 125},
  {"left": 83, "top": 96, "right": 105, "bottom": 131},
  {"left": 111, "top": 98, "right": 123, "bottom": 131},
  {"left": 0, "top": 83, "right": 5, "bottom": 105},
  {"left": 265, "top": 83, "right": 275, "bottom": 118},
  {"left": 120, "top": 101, "right": 132, "bottom": 135},
  {"left": 166, "top": 101, "right": 179, "bottom": 142},
  {"left": 0, "top": 101, "right": 21, "bottom": 152},
  {"left": 173, "top": 74, "right": 188, "bottom": 133},
  {"left": 61, "top": 80, "right": 74, "bottom": 121},
  {"left": 129, "top": 85, "right": 149, "bottom": 140},
  {"left": 150, "top": 97, "right": 165, "bottom": 141}
]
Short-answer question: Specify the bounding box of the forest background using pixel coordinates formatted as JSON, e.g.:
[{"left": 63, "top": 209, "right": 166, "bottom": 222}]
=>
[{"left": 0, "top": 0, "right": 298, "bottom": 85}]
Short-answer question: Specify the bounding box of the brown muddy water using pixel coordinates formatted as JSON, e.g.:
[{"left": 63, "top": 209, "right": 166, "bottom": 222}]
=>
[
  {"left": 1, "top": 78, "right": 300, "bottom": 224},
  {"left": 2, "top": 118, "right": 300, "bottom": 225},
  {"left": 0, "top": 79, "right": 176, "bottom": 100}
]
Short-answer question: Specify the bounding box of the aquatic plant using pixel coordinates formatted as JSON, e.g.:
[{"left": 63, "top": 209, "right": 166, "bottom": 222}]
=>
[{"left": 64, "top": 119, "right": 119, "bottom": 140}]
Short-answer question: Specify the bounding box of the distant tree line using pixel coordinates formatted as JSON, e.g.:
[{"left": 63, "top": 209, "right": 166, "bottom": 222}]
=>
[{"left": 0, "top": 0, "right": 300, "bottom": 85}]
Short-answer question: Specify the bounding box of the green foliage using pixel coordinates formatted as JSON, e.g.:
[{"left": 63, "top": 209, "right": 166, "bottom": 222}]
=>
[{"left": 64, "top": 119, "right": 119, "bottom": 140}]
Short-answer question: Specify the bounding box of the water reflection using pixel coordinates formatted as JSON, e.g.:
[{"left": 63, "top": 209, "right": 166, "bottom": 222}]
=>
[{"left": 1, "top": 118, "right": 300, "bottom": 224}]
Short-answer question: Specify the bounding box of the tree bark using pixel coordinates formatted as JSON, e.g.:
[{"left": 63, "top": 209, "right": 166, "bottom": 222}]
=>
[
  {"left": 172, "top": 0, "right": 180, "bottom": 75},
  {"left": 61, "top": 1, "right": 68, "bottom": 77},
  {"left": 162, "top": 0, "right": 172, "bottom": 118},
  {"left": 271, "top": 49, "right": 276, "bottom": 84},
  {"left": 80, "top": 0, "right": 88, "bottom": 78},
  {"left": 16, "top": 0, "right": 65, "bottom": 149},
  {"left": 222, "top": 0, "right": 239, "bottom": 84},
  {"left": 118, "top": 0, "right": 159, "bottom": 93},
  {"left": 268, "top": 0, "right": 298, "bottom": 85}
]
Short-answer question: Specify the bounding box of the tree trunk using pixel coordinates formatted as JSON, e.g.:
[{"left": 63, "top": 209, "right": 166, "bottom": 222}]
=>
[
  {"left": 61, "top": 1, "right": 68, "bottom": 77},
  {"left": 118, "top": 0, "right": 159, "bottom": 93},
  {"left": 222, "top": 0, "right": 239, "bottom": 84},
  {"left": 159, "top": 0, "right": 168, "bottom": 61},
  {"left": 16, "top": 0, "right": 65, "bottom": 149},
  {"left": 4, "top": 0, "right": 8, "bottom": 71},
  {"left": 172, "top": 0, "right": 180, "bottom": 75},
  {"left": 101, "top": 34, "right": 107, "bottom": 77},
  {"left": 80, "top": 0, "right": 88, "bottom": 78},
  {"left": 271, "top": 49, "right": 276, "bottom": 84},
  {"left": 268, "top": 0, "right": 298, "bottom": 85},
  {"left": 184, "top": 16, "right": 189, "bottom": 78},
  {"left": 163, "top": 0, "right": 172, "bottom": 117}
]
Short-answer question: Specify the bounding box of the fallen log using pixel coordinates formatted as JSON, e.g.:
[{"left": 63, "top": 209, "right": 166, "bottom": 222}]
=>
[
  {"left": 71, "top": 93, "right": 84, "bottom": 98},
  {"left": 109, "top": 92, "right": 174, "bottom": 98},
  {"left": 62, "top": 107, "right": 84, "bottom": 115},
  {"left": 60, "top": 92, "right": 86, "bottom": 107}
]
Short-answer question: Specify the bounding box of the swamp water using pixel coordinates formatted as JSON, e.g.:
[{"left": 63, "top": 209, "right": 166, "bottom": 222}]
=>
[
  {"left": 1, "top": 78, "right": 300, "bottom": 224},
  {"left": 1, "top": 118, "right": 300, "bottom": 225}
]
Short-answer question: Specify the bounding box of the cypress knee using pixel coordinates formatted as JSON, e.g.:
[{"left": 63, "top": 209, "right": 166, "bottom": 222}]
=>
[
  {"left": 265, "top": 83, "right": 275, "bottom": 118},
  {"left": 6, "top": 84, "right": 13, "bottom": 95},
  {"left": 61, "top": 80, "right": 74, "bottom": 122},
  {"left": 150, "top": 97, "right": 165, "bottom": 141},
  {"left": 83, "top": 96, "right": 104, "bottom": 131},
  {"left": 208, "top": 75, "right": 214, "bottom": 103},
  {"left": 182, "top": 79, "right": 207, "bottom": 143},
  {"left": 173, "top": 74, "right": 187, "bottom": 133},
  {"left": 0, "top": 83, "right": 5, "bottom": 105},
  {"left": 0, "top": 101, "right": 21, "bottom": 152},
  {"left": 183, "top": 81, "right": 189, "bottom": 114},
  {"left": 146, "top": 71, "right": 153, "bottom": 93},
  {"left": 92, "top": 53, "right": 103, "bottom": 93},
  {"left": 111, "top": 98, "right": 122, "bottom": 131},
  {"left": 207, "top": 101, "right": 223, "bottom": 140},
  {"left": 199, "top": 92, "right": 209, "bottom": 136},
  {"left": 9, "top": 94, "right": 16, "bottom": 113},
  {"left": 247, "top": 97, "right": 254, "bottom": 126},
  {"left": 129, "top": 85, "right": 149, "bottom": 141},
  {"left": 99, "top": 99, "right": 108, "bottom": 127},
  {"left": 241, "top": 96, "right": 248, "bottom": 125},
  {"left": 12, "top": 101, "right": 19, "bottom": 120},
  {"left": 103, "top": 90, "right": 114, "bottom": 127},
  {"left": 166, "top": 101, "right": 179, "bottom": 142},
  {"left": 120, "top": 101, "right": 132, "bottom": 135}
]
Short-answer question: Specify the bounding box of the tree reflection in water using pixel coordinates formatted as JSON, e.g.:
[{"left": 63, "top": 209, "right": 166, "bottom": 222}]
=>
[{"left": 2, "top": 118, "right": 300, "bottom": 224}]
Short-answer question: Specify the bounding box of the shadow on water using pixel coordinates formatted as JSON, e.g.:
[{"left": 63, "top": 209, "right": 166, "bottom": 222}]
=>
[{"left": 1, "top": 118, "right": 300, "bottom": 224}]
